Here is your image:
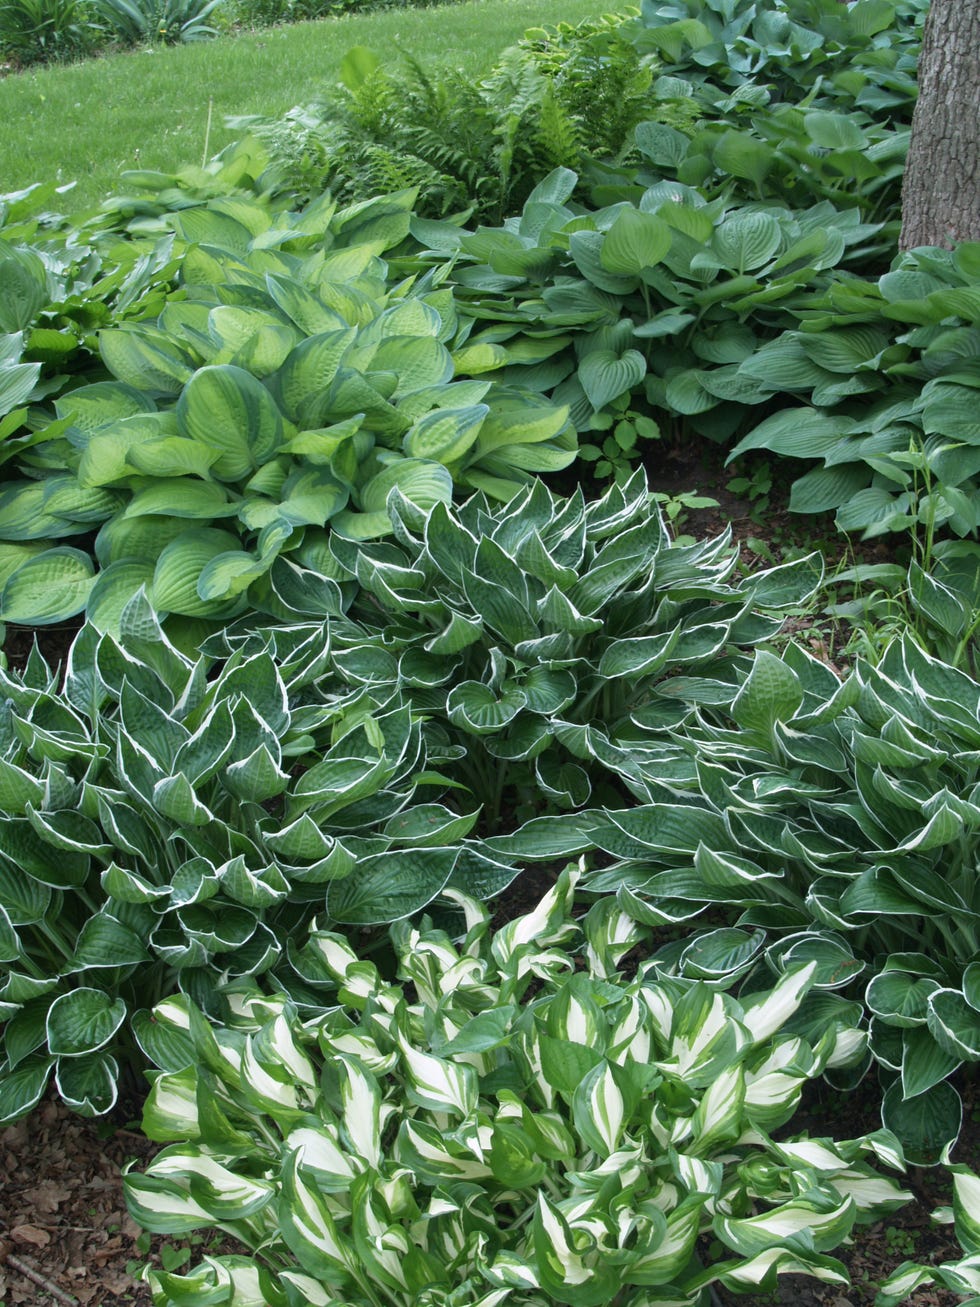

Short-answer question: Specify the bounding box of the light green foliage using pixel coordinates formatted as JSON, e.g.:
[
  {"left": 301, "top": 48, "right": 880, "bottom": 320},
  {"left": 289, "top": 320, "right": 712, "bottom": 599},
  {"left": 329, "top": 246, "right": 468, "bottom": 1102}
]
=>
[
  {"left": 125, "top": 868, "right": 908, "bottom": 1307},
  {"left": 0, "top": 180, "right": 573, "bottom": 628},
  {"left": 206, "top": 469, "right": 821, "bottom": 822}
]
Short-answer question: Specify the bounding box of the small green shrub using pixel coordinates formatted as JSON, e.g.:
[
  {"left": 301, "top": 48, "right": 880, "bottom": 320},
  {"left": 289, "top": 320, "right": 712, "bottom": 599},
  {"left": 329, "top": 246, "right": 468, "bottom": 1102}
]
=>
[
  {"left": 0, "top": 0, "right": 102, "bottom": 65},
  {"left": 125, "top": 869, "right": 910, "bottom": 1307},
  {"left": 93, "top": 0, "right": 224, "bottom": 45}
]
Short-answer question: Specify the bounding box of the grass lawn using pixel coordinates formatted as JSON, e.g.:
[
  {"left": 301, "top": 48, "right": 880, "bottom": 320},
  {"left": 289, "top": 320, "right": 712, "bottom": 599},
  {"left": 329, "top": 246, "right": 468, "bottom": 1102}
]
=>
[{"left": 3, "top": 0, "right": 613, "bottom": 215}]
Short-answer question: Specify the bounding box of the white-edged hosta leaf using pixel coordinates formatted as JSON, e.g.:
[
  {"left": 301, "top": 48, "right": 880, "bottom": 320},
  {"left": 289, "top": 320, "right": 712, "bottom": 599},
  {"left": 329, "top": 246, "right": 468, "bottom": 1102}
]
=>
[
  {"left": 45, "top": 988, "right": 126, "bottom": 1057},
  {"left": 55, "top": 1050, "right": 119, "bottom": 1116}
]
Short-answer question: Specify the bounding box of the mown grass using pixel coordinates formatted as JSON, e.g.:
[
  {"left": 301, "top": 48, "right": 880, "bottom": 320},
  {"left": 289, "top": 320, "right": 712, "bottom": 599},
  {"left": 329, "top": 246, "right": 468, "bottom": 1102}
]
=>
[{"left": 2, "top": 0, "right": 611, "bottom": 215}]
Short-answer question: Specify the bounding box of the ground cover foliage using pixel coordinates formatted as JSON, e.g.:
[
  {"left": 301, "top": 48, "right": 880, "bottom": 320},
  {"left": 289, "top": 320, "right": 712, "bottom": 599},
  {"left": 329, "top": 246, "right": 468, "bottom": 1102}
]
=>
[{"left": 2, "top": 0, "right": 980, "bottom": 1302}]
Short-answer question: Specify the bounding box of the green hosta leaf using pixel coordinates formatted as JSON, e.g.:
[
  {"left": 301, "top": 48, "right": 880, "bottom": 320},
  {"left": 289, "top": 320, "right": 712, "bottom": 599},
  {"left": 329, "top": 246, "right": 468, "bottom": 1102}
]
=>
[
  {"left": 600, "top": 208, "right": 672, "bottom": 275},
  {"left": 152, "top": 529, "right": 247, "bottom": 619},
  {"left": 56, "top": 1050, "right": 119, "bottom": 1116},
  {"left": 403, "top": 405, "right": 489, "bottom": 463},
  {"left": 46, "top": 989, "right": 126, "bottom": 1057},
  {"left": 71, "top": 913, "right": 149, "bottom": 969},
  {"left": 0, "top": 548, "right": 95, "bottom": 624},
  {"left": 713, "top": 212, "right": 783, "bottom": 274},
  {"left": 446, "top": 681, "right": 527, "bottom": 734},
  {"left": 100, "top": 326, "right": 195, "bottom": 394},
  {"left": 730, "top": 651, "right": 803, "bottom": 739},
  {"left": 578, "top": 349, "right": 646, "bottom": 411},
  {"left": 177, "top": 365, "right": 285, "bottom": 481},
  {"left": 325, "top": 847, "right": 457, "bottom": 924}
]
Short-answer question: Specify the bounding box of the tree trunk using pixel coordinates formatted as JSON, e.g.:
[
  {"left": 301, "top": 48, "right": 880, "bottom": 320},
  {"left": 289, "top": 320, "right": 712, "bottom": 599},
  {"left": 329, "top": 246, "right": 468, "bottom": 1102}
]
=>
[{"left": 900, "top": 0, "right": 980, "bottom": 250}]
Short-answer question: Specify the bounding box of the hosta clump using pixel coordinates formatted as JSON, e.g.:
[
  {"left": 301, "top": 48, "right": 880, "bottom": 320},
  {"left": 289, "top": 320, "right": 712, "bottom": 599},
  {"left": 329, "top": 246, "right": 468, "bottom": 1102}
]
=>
[
  {"left": 406, "top": 168, "right": 887, "bottom": 465},
  {"left": 0, "top": 592, "right": 526, "bottom": 1125},
  {"left": 0, "top": 185, "right": 574, "bottom": 630},
  {"left": 602, "top": 0, "right": 924, "bottom": 225},
  {"left": 208, "top": 469, "right": 821, "bottom": 821},
  {"left": 580, "top": 634, "right": 980, "bottom": 1161},
  {"left": 126, "top": 866, "right": 911, "bottom": 1307}
]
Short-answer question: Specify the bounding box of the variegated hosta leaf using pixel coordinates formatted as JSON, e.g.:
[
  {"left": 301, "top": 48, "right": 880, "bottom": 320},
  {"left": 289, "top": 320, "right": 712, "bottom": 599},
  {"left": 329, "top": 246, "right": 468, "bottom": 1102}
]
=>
[{"left": 126, "top": 875, "right": 911, "bottom": 1307}]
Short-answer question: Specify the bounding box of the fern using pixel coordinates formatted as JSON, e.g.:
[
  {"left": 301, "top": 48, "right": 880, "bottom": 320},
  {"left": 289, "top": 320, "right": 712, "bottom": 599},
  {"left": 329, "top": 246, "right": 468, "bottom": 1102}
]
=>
[{"left": 242, "top": 7, "right": 653, "bottom": 222}]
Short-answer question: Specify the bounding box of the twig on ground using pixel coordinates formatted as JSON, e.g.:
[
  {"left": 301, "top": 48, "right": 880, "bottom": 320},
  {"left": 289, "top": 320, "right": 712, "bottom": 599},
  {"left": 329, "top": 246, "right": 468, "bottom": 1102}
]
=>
[{"left": 2, "top": 1250, "right": 79, "bottom": 1306}]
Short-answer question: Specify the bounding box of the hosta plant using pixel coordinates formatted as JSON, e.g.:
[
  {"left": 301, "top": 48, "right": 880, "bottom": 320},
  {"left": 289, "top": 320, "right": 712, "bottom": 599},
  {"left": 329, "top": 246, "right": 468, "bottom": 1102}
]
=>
[
  {"left": 0, "top": 591, "right": 524, "bottom": 1124},
  {"left": 125, "top": 866, "right": 911, "bottom": 1307},
  {"left": 877, "top": 1166, "right": 980, "bottom": 1307},
  {"left": 206, "top": 468, "right": 823, "bottom": 820},
  {"left": 576, "top": 634, "right": 980, "bottom": 1161},
  {"left": 0, "top": 185, "right": 574, "bottom": 630}
]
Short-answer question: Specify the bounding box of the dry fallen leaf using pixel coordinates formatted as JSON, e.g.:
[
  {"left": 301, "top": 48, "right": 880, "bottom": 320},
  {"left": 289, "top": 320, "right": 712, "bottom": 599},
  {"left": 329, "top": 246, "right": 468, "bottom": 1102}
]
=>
[{"left": 10, "top": 1223, "right": 51, "bottom": 1248}]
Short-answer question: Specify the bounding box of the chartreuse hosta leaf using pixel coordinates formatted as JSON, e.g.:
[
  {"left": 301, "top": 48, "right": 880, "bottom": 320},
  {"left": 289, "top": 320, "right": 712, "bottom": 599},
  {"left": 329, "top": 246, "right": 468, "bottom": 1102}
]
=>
[
  {"left": 0, "top": 589, "right": 541, "bottom": 1122},
  {"left": 125, "top": 869, "right": 909, "bottom": 1307},
  {"left": 0, "top": 186, "right": 574, "bottom": 628}
]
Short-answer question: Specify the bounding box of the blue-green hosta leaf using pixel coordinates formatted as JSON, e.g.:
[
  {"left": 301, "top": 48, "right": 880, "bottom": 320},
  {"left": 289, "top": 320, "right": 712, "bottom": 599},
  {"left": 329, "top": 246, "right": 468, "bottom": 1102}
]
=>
[
  {"left": 177, "top": 365, "right": 285, "bottom": 481},
  {"left": 0, "top": 1055, "right": 52, "bottom": 1125},
  {"left": 881, "top": 1078, "right": 962, "bottom": 1165},
  {"left": 86, "top": 560, "right": 157, "bottom": 635},
  {"left": 46, "top": 988, "right": 126, "bottom": 1057},
  {"left": 326, "top": 847, "right": 458, "bottom": 924},
  {"left": 600, "top": 208, "right": 672, "bottom": 276},
  {"left": 446, "top": 681, "right": 527, "bottom": 734},
  {"left": 0, "top": 548, "right": 95, "bottom": 624},
  {"left": 578, "top": 349, "right": 646, "bottom": 411}
]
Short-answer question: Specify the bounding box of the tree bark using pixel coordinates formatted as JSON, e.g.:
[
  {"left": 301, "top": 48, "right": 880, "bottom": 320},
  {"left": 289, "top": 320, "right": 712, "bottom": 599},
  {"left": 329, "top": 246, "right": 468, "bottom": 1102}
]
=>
[{"left": 900, "top": 0, "right": 980, "bottom": 250}]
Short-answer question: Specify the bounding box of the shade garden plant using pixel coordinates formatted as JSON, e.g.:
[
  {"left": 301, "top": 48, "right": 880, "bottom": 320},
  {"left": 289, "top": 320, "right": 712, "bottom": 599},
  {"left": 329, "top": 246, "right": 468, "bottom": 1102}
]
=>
[{"left": 2, "top": 0, "right": 980, "bottom": 1303}]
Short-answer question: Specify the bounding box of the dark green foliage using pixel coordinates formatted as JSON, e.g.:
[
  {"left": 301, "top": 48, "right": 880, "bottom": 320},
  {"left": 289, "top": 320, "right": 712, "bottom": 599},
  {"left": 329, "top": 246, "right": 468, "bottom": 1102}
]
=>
[{"left": 0, "top": 0, "right": 102, "bottom": 65}]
